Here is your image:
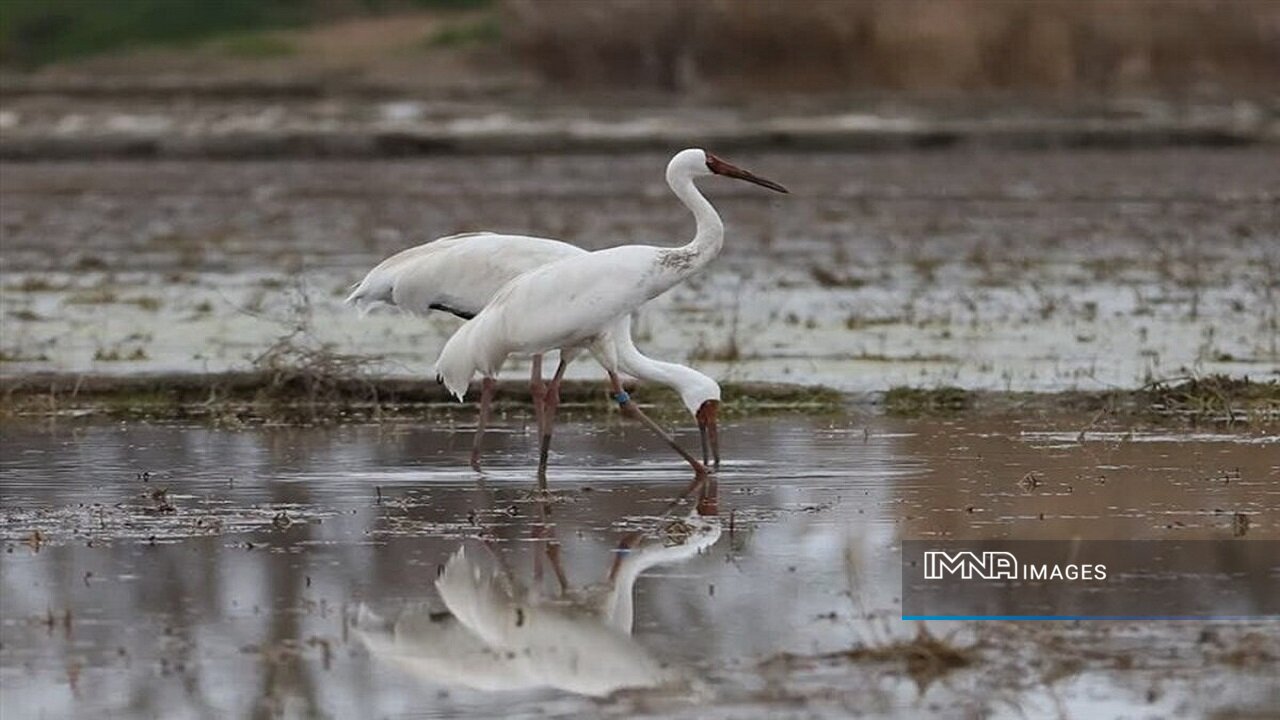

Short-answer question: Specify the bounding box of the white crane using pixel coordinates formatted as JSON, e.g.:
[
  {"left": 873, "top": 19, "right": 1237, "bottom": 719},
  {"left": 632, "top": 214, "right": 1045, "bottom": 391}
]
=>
[
  {"left": 433, "top": 149, "right": 786, "bottom": 482},
  {"left": 346, "top": 232, "right": 722, "bottom": 470}
]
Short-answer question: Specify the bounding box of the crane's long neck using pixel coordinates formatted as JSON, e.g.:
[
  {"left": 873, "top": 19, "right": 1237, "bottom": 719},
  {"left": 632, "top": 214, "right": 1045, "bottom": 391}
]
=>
[
  {"left": 601, "top": 526, "right": 720, "bottom": 633},
  {"left": 660, "top": 173, "right": 724, "bottom": 282},
  {"left": 612, "top": 317, "right": 707, "bottom": 415},
  {"left": 600, "top": 542, "right": 671, "bottom": 634}
]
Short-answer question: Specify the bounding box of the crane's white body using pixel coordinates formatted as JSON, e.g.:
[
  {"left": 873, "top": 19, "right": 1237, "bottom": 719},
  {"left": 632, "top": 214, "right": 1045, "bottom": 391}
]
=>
[
  {"left": 347, "top": 231, "right": 719, "bottom": 415},
  {"left": 435, "top": 149, "right": 726, "bottom": 401}
]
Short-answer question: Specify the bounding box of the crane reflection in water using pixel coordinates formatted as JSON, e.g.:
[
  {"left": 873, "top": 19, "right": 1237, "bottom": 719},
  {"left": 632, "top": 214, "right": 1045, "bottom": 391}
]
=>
[{"left": 356, "top": 483, "right": 721, "bottom": 697}]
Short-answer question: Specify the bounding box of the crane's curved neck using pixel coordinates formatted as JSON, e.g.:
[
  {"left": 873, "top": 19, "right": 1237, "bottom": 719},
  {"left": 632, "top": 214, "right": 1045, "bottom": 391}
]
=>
[
  {"left": 623, "top": 352, "right": 687, "bottom": 391},
  {"left": 609, "top": 315, "right": 712, "bottom": 415},
  {"left": 665, "top": 171, "right": 724, "bottom": 278},
  {"left": 616, "top": 338, "right": 700, "bottom": 406}
]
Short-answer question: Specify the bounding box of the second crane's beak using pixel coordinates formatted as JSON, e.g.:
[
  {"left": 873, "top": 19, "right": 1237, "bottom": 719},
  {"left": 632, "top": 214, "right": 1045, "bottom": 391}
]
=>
[
  {"left": 696, "top": 400, "right": 721, "bottom": 471},
  {"left": 706, "top": 154, "right": 789, "bottom": 194}
]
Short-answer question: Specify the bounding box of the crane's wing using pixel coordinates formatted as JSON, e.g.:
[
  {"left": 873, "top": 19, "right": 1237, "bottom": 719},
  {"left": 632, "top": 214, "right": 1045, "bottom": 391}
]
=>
[{"left": 345, "top": 233, "right": 584, "bottom": 318}]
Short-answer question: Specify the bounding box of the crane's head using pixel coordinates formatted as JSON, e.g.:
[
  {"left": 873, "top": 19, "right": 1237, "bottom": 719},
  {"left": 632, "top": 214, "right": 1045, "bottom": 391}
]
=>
[
  {"left": 665, "top": 366, "right": 721, "bottom": 470},
  {"left": 668, "top": 148, "right": 789, "bottom": 194}
]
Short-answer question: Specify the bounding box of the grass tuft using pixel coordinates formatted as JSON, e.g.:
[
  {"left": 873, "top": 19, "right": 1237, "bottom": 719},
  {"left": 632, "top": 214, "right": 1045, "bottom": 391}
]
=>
[
  {"left": 884, "top": 386, "right": 971, "bottom": 415},
  {"left": 1140, "top": 374, "right": 1280, "bottom": 425},
  {"left": 763, "top": 624, "right": 975, "bottom": 692},
  {"left": 425, "top": 14, "right": 501, "bottom": 48},
  {"left": 211, "top": 32, "right": 296, "bottom": 58},
  {"left": 249, "top": 335, "right": 380, "bottom": 423}
]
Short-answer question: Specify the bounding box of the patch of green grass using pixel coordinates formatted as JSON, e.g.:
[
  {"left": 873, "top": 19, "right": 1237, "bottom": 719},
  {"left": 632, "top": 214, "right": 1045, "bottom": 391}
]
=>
[
  {"left": 8, "top": 309, "right": 45, "bottom": 322},
  {"left": 844, "top": 315, "right": 903, "bottom": 330},
  {"left": 853, "top": 353, "right": 955, "bottom": 363},
  {"left": 0, "top": 348, "right": 50, "bottom": 362},
  {"left": 65, "top": 289, "right": 118, "bottom": 305},
  {"left": 63, "top": 290, "right": 162, "bottom": 310},
  {"left": 124, "top": 296, "right": 162, "bottom": 311},
  {"left": 424, "top": 14, "right": 501, "bottom": 48},
  {"left": 721, "top": 385, "right": 845, "bottom": 416},
  {"left": 0, "top": 0, "right": 494, "bottom": 67},
  {"left": 810, "top": 266, "right": 867, "bottom": 289},
  {"left": 883, "top": 386, "right": 971, "bottom": 415},
  {"left": 1140, "top": 374, "right": 1280, "bottom": 425},
  {"left": 405, "top": 0, "right": 493, "bottom": 10},
  {"left": 0, "top": 0, "right": 303, "bottom": 67},
  {"left": 211, "top": 32, "right": 296, "bottom": 58},
  {"left": 6, "top": 277, "right": 63, "bottom": 293},
  {"left": 94, "top": 346, "right": 150, "bottom": 362}
]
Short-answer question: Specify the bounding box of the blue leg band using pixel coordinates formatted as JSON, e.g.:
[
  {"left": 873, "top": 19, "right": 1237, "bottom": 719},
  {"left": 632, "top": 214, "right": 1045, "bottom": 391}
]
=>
[{"left": 612, "top": 391, "right": 630, "bottom": 405}]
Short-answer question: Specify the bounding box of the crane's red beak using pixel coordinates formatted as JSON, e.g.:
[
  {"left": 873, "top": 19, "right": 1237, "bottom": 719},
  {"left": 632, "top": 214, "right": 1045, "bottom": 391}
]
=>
[
  {"left": 705, "top": 154, "right": 789, "bottom": 194},
  {"left": 696, "top": 399, "right": 721, "bottom": 470}
]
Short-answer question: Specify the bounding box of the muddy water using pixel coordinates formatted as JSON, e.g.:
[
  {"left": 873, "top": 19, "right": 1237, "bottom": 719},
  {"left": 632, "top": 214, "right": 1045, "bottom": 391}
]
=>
[{"left": 1, "top": 416, "right": 1276, "bottom": 718}]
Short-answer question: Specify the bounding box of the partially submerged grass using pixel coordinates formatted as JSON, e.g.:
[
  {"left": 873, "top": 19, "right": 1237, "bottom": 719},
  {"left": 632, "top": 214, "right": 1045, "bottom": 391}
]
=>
[
  {"left": 810, "top": 266, "right": 867, "bottom": 289},
  {"left": 1139, "top": 375, "right": 1280, "bottom": 425},
  {"left": 879, "top": 374, "right": 1279, "bottom": 425},
  {"left": 93, "top": 346, "right": 149, "bottom": 362},
  {"left": 0, "top": 366, "right": 844, "bottom": 424},
  {"left": 62, "top": 290, "right": 162, "bottom": 310},
  {"left": 0, "top": 348, "right": 50, "bottom": 363},
  {"left": 764, "top": 624, "right": 975, "bottom": 692},
  {"left": 884, "top": 386, "right": 971, "bottom": 415},
  {"left": 2, "top": 367, "right": 1273, "bottom": 426},
  {"left": 248, "top": 335, "right": 380, "bottom": 423},
  {"left": 5, "top": 277, "right": 66, "bottom": 293}
]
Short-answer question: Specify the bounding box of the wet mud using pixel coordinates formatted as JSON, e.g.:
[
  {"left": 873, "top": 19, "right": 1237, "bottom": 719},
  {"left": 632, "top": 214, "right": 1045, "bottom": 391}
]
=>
[{"left": 2, "top": 149, "right": 1278, "bottom": 393}]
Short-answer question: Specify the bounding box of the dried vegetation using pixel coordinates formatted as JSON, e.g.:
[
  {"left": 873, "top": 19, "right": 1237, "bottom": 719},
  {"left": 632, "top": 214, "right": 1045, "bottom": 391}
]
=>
[{"left": 504, "top": 0, "right": 1280, "bottom": 96}]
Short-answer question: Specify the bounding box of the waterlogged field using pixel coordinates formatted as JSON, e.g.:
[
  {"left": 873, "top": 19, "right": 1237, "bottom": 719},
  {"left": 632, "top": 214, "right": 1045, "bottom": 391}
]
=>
[
  {"left": 1, "top": 149, "right": 1278, "bottom": 391},
  {"left": 1, "top": 147, "right": 1277, "bottom": 717},
  {"left": 1, "top": 416, "right": 1277, "bottom": 718}
]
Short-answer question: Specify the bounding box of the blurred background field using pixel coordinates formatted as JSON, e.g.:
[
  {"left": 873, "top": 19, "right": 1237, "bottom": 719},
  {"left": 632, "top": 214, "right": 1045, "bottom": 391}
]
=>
[
  {"left": 1, "top": 0, "right": 1276, "bottom": 158},
  {"left": 3, "top": 0, "right": 1278, "bottom": 97}
]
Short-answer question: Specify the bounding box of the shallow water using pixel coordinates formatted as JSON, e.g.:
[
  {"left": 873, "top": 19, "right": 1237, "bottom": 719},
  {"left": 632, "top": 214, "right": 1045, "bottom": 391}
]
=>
[{"left": 2, "top": 415, "right": 1277, "bottom": 718}]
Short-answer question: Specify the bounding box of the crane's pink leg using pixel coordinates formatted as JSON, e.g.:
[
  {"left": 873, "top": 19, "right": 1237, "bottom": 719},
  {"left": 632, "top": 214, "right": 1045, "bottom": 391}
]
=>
[
  {"left": 529, "top": 354, "right": 546, "bottom": 431},
  {"left": 469, "top": 377, "right": 497, "bottom": 471},
  {"left": 607, "top": 371, "right": 709, "bottom": 499},
  {"left": 536, "top": 357, "right": 570, "bottom": 484}
]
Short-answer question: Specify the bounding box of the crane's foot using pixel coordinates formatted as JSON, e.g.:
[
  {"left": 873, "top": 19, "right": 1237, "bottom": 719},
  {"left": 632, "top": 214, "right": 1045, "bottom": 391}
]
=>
[{"left": 469, "top": 450, "right": 483, "bottom": 472}]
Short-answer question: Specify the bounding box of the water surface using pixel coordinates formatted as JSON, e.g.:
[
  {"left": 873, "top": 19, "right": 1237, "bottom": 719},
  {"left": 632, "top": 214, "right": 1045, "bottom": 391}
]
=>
[{"left": 2, "top": 416, "right": 1277, "bottom": 718}]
